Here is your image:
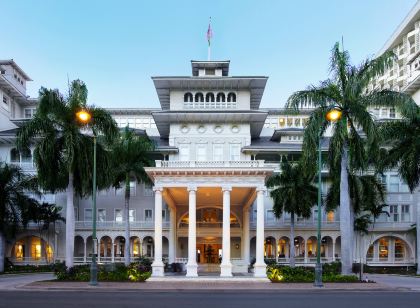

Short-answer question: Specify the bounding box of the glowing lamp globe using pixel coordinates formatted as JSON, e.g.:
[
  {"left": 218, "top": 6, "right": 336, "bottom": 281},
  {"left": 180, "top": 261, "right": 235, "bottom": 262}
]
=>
[
  {"left": 76, "top": 110, "right": 91, "bottom": 123},
  {"left": 326, "top": 109, "right": 342, "bottom": 122}
]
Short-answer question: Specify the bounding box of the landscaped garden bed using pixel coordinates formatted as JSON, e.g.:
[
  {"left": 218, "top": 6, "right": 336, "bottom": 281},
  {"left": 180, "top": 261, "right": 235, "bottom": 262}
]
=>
[{"left": 267, "top": 262, "right": 359, "bottom": 283}]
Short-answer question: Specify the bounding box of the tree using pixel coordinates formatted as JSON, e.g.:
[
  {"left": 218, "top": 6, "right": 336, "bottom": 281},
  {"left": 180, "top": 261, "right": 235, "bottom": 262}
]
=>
[
  {"left": 17, "top": 80, "right": 118, "bottom": 268},
  {"left": 266, "top": 160, "right": 317, "bottom": 267},
  {"left": 379, "top": 110, "right": 420, "bottom": 192},
  {"left": 110, "top": 127, "right": 154, "bottom": 265},
  {"left": 287, "top": 42, "right": 417, "bottom": 274},
  {"left": 0, "top": 162, "right": 40, "bottom": 272}
]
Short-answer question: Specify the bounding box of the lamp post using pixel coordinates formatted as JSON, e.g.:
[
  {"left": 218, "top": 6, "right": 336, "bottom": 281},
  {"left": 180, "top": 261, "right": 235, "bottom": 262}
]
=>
[
  {"left": 314, "top": 108, "right": 342, "bottom": 288},
  {"left": 76, "top": 110, "right": 97, "bottom": 286}
]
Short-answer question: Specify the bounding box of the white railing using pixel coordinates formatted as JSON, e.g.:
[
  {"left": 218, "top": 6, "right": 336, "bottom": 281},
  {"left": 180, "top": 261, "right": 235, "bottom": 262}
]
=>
[
  {"left": 9, "top": 257, "right": 51, "bottom": 265},
  {"left": 252, "top": 220, "right": 340, "bottom": 228},
  {"left": 10, "top": 161, "right": 35, "bottom": 171},
  {"left": 175, "top": 258, "right": 188, "bottom": 264},
  {"left": 75, "top": 221, "right": 170, "bottom": 230},
  {"left": 179, "top": 222, "right": 241, "bottom": 228},
  {"left": 155, "top": 160, "right": 266, "bottom": 168},
  {"left": 370, "top": 222, "right": 415, "bottom": 230}
]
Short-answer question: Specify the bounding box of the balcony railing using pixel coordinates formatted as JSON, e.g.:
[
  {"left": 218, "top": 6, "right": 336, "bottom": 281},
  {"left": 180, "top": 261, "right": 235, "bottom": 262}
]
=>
[
  {"left": 9, "top": 161, "right": 35, "bottom": 171},
  {"left": 251, "top": 220, "right": 340, "bottom": 229},
  {"left": 155, "top": 160, "right": 266, "bottom": 168},
  {"left": 75, "top": 220, "right": 170, "bottom": 230},
  {"left": 178, "top": 222, "right": 241, "bottom": 228}
]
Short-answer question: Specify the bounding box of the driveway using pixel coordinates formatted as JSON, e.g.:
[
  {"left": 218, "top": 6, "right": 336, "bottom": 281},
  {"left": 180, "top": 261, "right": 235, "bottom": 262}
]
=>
[
  {"left": 367, "top": 274, "right": 420, "bottom": 291},
  {"left": 0, "top": 273, "right": 54, "bottom": 290}
]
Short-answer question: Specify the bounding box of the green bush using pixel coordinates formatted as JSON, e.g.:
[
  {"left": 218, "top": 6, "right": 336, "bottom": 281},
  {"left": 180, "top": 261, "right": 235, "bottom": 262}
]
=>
[
  {"left": 54, "top": 262, "right": 151, "bottom": 282},
  {"left": 5, "top": 262, "right": 65, "bottom": 274},
  {"left": 267, "top": 264, "right": 358, "bottom": 283}
]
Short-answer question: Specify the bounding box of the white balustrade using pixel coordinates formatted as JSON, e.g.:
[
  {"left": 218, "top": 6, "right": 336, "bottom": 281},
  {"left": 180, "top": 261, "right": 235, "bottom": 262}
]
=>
[{"left": 155, "top": 160, "right": 265, "bottom": 168}]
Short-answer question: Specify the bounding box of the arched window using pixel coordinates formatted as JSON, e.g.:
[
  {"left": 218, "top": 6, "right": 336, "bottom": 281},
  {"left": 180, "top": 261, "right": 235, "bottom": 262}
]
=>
[
  {"left": 195, "top": 92, "right": 204, "bottom": 102},
  {"left": 20, "top": 147, "right": 32, "bottom": 162},
  {"left": 216, "top": 92, "right": 225, "bottom": 102},
  {"left": 227, "top": 92, "right": 236, "bottom": 102},
  {"left": 205, "top": 92, "right": 215, "bottom": 102},
  {"left": 184, "top": 92, "right": 193, "bottom": 102}
]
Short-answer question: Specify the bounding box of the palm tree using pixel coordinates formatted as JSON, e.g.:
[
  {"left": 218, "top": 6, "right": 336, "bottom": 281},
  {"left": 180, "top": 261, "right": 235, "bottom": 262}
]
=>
[
  {"left": 0, "top": 162, "right": 40, "bottom": 272},
  {"left": 379, "top": 110, "right": 420, "bottom": 192},
  {"left": 287, "top": 42, "right": 417, "bottom": 274},
  {"left": 266, "top": 160, "right": 317, "bottom": 267},
  {"left": 110, "top": 127, "right": 154, "bottom": 265},
  {"left": 17, "top": 80, "right": 118, "bottom": 268}
]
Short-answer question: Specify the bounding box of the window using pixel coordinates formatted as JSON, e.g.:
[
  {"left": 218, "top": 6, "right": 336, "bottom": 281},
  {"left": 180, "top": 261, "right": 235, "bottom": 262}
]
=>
[
  {"left": 401, "top": 205, "right": 410, "bottom": 222},
  {"left": 98, "top": 209, "right": 106, "bottom": 222},
  {"left": 205, "top": 92, "right": 215, "bottom": 102},
  {"left": 216, "top": 92, "right": 225, "bottom": 103},
  {"left": 279, "top": 118, "right": 285, "bottom": 127},
  {"left": 213, "top": 144, "right": 224, "bottom": 161},
  {"left": 389, "top": 108, "right": 396, "bottom": 118},
  {"left": 130, "top": 181, "right": 136, "bottom": 196},
  {"left": 84, "top": 209, "right": 92, "bottom": 221},
  {"left": 229, "top": 144, "right": 241, "bottom": 161},
  {"left": 145, "top": 209, "right": 153, "bottom": 221},
  {"left": 394, "top": 239, "right": 405, "bottom": 260},
  {"left": 372, "top": 108, "right": 380, "bottom": 118},
  {"left": 162, "top": 209, "right": 166, "bottom": 221},
  {"left": 196, "top": 144, "right": 207, "bottom": 161},
  {"left": 115, "top": 209, "right": 123, "bottom": 222},
  {"left": 144, "top": 183, "right": 154, "bottom": 196},
  {"left": 227, "top": 92, "right": 236, "bottom": 102},
  {"left": 24, "top": 108, "right": 35, "bottom": 119},
  {"left": 2, "top": 95, "right": 9, "bottom": 110},
  {"left": 389, "top": 205, "right": 399, "bottom": 222},
  {"left": 326, "top": 211, "right": 335, "bottom": 222},
  {"left": 380, "top": 108, "right": 388, "bottom": 118},
  {"left": 184, "top": 92, "right": 193, "bottom": 102},
  {"left": 266, "top": 210, "right": 275, "bottom": 222},
  {"left": 74, "top": 207, "right": 79, "bottom": 221},
  {"left": 129, "top": 209, "right": 136, "bottom": 222},
  {"left": 179, "top": 144, "right": 190, "bottom": 161},
  {"left": 205, "top": 68, "right": 215, "bottom": 75},
  {"left": 195, "top": 92, "right": 204, "bottom": 102},
  {"left": 389, "top": 175, "right": 399, "bottom": 192},
  {"left": 379, "top": 238, "right": 389, "bottom": 260}
]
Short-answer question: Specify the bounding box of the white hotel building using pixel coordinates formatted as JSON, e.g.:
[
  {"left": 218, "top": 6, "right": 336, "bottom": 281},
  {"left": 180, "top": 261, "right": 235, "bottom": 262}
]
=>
[{"left": 1, "top": 3, "right": 420, "bottom": 276}]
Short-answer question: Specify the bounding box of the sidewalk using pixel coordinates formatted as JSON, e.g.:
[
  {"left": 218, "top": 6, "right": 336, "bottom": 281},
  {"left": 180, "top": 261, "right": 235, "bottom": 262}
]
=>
[{"left": 21, "top": 279, "right": 395, "bottom": 292}]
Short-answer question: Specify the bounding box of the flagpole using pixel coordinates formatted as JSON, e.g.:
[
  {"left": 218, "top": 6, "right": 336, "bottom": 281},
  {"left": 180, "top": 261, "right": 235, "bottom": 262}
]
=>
[
  {"left": 207, "top": 17, "right": 212, "bottom": 61},
  {"left": 208, "top": 44, "right": 211, "bottom": 61}
]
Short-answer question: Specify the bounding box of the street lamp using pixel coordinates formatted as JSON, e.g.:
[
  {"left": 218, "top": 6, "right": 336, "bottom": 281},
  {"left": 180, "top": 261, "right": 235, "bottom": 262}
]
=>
[
  {"left": 314, "top": 107, "right": 342, "bottom": 288},
  {"left": 76, "top": 109, "right": 98, "bottom": 286}
]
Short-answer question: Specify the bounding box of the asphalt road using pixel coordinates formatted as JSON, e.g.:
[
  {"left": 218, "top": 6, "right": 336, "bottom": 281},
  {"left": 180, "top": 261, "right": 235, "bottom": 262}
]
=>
[{"left": 1, "top": 290, "right": 420, "bottom": 308}]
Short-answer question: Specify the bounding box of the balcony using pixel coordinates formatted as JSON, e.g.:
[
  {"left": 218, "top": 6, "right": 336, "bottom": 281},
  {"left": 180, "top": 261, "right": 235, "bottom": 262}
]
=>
[
  {"left": 75, "top": 220, "right": 170, "bottom": 230},
  {"left": 250, "top": 219, "right": 340, "bottom": 229},
  {"left": 9, "top": 161, "right": 36, "bottom": 171},
  {"left": 155, "top": 160, "right": 266, "bottom": 168}
]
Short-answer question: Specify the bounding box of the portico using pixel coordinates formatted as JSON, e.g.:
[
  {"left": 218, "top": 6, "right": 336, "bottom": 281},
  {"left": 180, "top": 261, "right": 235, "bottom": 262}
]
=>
[{"left": 145, "top": 160, "right": 273, "bottom": 277}]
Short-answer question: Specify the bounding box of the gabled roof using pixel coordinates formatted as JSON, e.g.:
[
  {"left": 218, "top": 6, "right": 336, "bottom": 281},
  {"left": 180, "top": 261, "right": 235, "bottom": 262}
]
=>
[{"left": 0, "top": 59, "right": 32, "bottom": 81}]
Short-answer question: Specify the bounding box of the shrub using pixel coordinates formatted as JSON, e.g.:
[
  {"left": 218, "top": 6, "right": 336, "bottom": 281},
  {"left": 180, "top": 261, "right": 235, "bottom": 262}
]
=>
[
  {"left": 54, "top": 262, "right": 151, "bottom": 282},
  {"left": 267, "top": 264, "right": 358, "bottom": 283}
]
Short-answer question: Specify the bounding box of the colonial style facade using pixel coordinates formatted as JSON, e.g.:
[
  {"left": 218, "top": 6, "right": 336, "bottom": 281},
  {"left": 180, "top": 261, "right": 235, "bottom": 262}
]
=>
[{"left": 1, "top": 3, "right": 420, "bottom": 276}]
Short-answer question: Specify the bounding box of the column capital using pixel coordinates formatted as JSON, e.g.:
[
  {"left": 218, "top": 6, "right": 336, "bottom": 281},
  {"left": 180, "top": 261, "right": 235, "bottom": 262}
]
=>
[
  {"left": 153, "top": 186, "right": 163, "bottom": 193},
  {"left": 187, "top": 185, "right": 197, "bottom": 192},
  {"left": 256, "top": 186, "right": 267, "bottom": 193},
  {"left": 221, "top": 185, "right": 232, "bottom": 192}
]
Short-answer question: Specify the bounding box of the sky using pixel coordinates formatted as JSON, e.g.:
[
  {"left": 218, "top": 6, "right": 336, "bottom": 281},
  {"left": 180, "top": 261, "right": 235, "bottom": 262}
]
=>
[{"left": 1, "top": 0, "right": 417, "bottom": 109}]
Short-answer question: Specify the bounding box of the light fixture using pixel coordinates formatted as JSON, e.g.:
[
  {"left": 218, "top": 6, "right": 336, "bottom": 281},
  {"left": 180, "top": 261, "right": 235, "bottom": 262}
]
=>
[
  {"left": 326, "top": 108, "right": 342, "bottom": 122},
  {"left": 76, "top": 110, "right": 92, "bottom": 123}
]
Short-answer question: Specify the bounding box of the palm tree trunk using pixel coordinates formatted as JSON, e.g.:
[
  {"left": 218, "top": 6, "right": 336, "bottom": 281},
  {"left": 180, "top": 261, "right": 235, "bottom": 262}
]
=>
[
  {"left": 339, "top": 146, "right": 353, "bottom": 275},
  {"left": 124, "top": 175, "right": 131, "bottom": 266},
  {"left": 0, "top": 231, "right": 5, "bottom": 273},
  {"left": 289, "top": 212, "right": 295, "bottom": 267},
  {"left": 65, "top": 172, "right": 75, "bottom": 268}
]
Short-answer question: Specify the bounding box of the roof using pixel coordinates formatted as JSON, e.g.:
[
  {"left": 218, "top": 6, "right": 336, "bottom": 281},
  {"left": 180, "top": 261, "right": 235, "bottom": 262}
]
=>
[
  {"left": 151, "top": 110, "right": 268, "bottom": 138},
  {"left": 151, "top": 76, "right": 268, "bottom": 110},
  {"left": 377, "top": 1, "right": 420, "bottom": 56},
  {"left": 271, "top": 128, "right": 304, "bottom": 141},
  {"left": 0, "top": 59, "right": 32, "bottom": 81}
]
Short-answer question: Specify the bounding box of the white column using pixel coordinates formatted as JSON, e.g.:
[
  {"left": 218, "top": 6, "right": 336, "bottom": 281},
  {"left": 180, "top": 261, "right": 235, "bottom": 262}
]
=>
[
  {"left": 152, "top": 186, "right": 164, "bottom": 277},
  {"left": 168, "top": 207, "right": 176, "bottom": 264},
  {"left": 254, "top": 187, "right": 267, "bottom": 277},
  {"left": 242, "top": 207, "right": 250, "bottom": 264},
  {"left": 83, "top": 239, "right": 87, "bottom": 263},
  {"left": 111, "top": 239, "right": 115, "bottom": 263},
  {"left": 332, "top": 238, "right": 336, "bottom": 262},
  {"left": 221, "top": 186, "right": 233, "bottom": 277},
  {"left": 417, "top": 193, "right": 420, "bottom": 274},
  {"left": 186, "top": 186, "right": 198, "bottom": 277}
]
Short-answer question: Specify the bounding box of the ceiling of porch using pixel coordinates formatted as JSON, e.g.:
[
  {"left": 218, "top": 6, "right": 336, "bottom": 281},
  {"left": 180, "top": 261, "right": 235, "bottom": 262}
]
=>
[{"left": 164, "top": 187, "right": 255, "bottom": 207}]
